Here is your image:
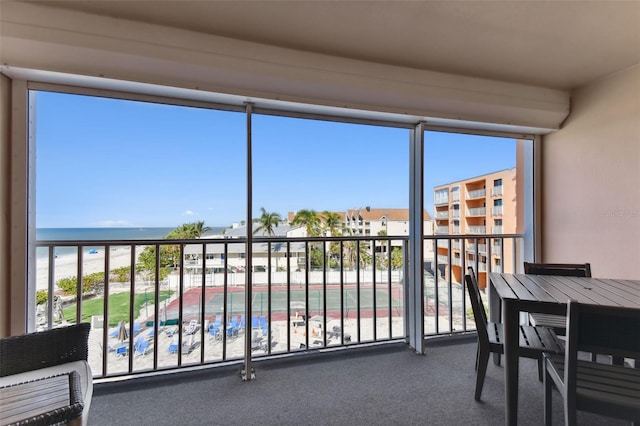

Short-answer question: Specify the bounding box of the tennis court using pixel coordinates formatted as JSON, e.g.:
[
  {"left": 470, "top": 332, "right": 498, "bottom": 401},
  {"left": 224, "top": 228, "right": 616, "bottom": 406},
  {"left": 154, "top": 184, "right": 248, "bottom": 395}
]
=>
[{"left": 163, "top": 285, "right": 404, "bottom": 321}]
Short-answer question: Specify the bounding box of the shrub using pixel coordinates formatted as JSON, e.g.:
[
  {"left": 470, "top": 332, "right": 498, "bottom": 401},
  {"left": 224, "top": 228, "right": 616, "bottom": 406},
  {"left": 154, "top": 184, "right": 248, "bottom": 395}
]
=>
[
  {"left": 83, "top": 272, "right": 105, "bottom": 288},
  {"left": 56, "top": 276, "right": 91, "bottom": 295},
  {"left": 111, "top": 266, "right": 131, "bottom": 283},
  {"left": 36, "top": 289, "right": 48, "bottom": 305}
]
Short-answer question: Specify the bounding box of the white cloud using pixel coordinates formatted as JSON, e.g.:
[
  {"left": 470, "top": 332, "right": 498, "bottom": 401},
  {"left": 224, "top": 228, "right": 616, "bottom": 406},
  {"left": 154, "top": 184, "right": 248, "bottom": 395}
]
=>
[{"left": 183, "top": 210, "right": 198, "bottom": 216}]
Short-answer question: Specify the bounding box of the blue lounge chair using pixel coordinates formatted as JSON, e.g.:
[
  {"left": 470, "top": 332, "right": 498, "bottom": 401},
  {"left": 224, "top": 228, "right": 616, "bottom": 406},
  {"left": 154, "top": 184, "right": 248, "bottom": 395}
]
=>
[
  {"left": 113, "top": 344, "right": 128, "bottom": 357},
  {"left": 209, "top": 323, "right": 222, "bottom": 341},
  {"left": 167, "top": 340, "right": 179, "bottom": 354},
  {"left": 226, "top": 323, "right": 237, "bottom": 338},
  {"left": 134, "top": 336, "right": 151, "bottom": 356}
]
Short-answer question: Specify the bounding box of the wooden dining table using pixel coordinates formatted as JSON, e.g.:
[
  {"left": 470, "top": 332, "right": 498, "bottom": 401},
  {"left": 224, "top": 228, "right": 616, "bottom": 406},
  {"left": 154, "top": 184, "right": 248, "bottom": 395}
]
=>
[{"left": 487, "top": 272, "right": 640, "bottom": 426}]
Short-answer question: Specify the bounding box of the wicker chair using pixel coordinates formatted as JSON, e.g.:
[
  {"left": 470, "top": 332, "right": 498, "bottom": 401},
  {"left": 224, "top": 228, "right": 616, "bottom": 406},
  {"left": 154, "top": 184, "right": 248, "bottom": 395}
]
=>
[{"left": 0, "top": 323, "right": 93, "bottom": 425}]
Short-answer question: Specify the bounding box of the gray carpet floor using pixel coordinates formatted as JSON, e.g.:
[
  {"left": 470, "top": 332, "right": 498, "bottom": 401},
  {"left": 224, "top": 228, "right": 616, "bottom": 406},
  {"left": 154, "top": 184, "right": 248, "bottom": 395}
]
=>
[{"left": 89, "top": 337, "right": 624, "bottom": 425}]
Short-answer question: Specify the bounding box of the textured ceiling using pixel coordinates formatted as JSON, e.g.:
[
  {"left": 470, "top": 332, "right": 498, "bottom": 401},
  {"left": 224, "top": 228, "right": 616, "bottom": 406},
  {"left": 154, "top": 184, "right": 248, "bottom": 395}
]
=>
[{"left": 21, "top": 0, "right": 640, "bottom": 90}]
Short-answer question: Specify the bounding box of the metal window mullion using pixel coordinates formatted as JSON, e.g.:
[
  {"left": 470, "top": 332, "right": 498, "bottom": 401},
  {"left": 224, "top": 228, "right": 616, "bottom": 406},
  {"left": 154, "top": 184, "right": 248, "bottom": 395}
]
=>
[
  {"left": 387, "top": 239, "right": 392, "bottom": 339},
  {"left": 177, "top": 242, "right": 184, "bottom": 367},
  {"left": 403, "top": 240, "right": 410, "bottom": 343},
  {"left": 446, "top": 238, "right": 454, "bottom": 334},
  {"left": 372, "top": 239, "right": 377, "bottom": 341},
  {"left": 46, "top": 248, "right": 55, "bottom": 329},
  {"left": 243, "top": 102, "right": 254, "bottom": 379},
  {"left": 286, "top": 241, "right": 291, "bottom": 351},
  {"left": 322, "top": 242, "right": 327, "bottom": 347},
  {"left": 267, "top": 242, "right": 272, "bottom": 354},
  {"left": 152, "top": 245, "right": 162, "bottom": 369},
  {"left": 222, "top": 243, "right": 228, "bottom": 360},
  {"left": 340, "top": 241, "right": 345, "bottom": 345},
  {"left": 409, "top": 123, "right": 425, "bottom": 353},
  {"left": 304, "top": 241, "right": 310, "bottom": 349},
  {"left": 199, "top": 243, "right": 206, "bottom": 364},
  {"left": 146, "top": 245, "right": 158, "bottom": 372},
  {"left": 101, "top": 245, "right": 110, "bottom": 376},
  {"left": 356, "top": 240, "right": 361, "bottom": 342},
  {"left": 76, "top": 246, "right": 85, "bottom": 326}
]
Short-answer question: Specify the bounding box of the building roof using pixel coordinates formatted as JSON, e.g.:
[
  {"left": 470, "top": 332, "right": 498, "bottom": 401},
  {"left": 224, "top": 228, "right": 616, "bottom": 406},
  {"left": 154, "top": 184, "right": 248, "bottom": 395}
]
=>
[{"left": 345, "top": 208, "right": 431, "bottom": 222}]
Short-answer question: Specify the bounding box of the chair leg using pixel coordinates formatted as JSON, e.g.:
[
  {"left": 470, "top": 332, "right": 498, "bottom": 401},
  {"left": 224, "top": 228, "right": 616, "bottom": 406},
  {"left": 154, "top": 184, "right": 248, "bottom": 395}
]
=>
[
  {"left": 475, "top": 345, "right": 480, "bottom": 371},
  {"left": 475, "top": 348, "right": 490, "bottom": 401},
  {"left": 543, "top": 366, "right": 552, "bottom": 426},
  {"left": 537, "top": 358, "right": 543, "bottom": 382},
  {"left": 563, "top": 391, "right": 577, "bottom": 426}
]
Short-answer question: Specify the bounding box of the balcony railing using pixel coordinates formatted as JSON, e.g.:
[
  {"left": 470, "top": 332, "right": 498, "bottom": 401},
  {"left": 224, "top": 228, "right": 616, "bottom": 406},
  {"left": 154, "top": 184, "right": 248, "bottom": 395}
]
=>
[
  {"left": 466, "top": 189, "right": 486, "bottom": 199},
  {"left": 466, "top": 207, "right": 486, "bottom": 216},
  {"left": 492, "top": 206, "right": 503, "bottom": 216},
  {"left": 434, "top": 196, "right": 449, "bottom": 206},
  {"left": 467, "top": 226, "right": 486, "bottom": 234},
  {"left": 465, "top": 243, "right": 487, "bottom": 253},
  {"left": 436, "top": 226, "right": 449, "bottom": 234},
  {"left": 34, "top": 233, "right": 522, "bottom": 380},
  {"left": 491, "top": 186, "right": 503, "bottom": 196},
  {"left": 435, "top": 211, "right": 449, "bottom": 219}
]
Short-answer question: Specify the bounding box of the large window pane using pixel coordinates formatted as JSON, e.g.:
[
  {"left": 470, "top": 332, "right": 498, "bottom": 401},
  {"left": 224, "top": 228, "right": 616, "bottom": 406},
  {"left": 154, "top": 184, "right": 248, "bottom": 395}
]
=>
[{"left": 424, "top": 131, "right": 528, "bottom": 335}]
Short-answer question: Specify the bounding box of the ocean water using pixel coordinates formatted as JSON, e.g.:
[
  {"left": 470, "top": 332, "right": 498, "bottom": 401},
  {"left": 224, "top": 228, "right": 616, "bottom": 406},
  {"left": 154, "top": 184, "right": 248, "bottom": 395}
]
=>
[
  {"left": 35, "top": 227, "right": 226, "bottom": 259},
  {"left": 36, "top": 227, "right": 177, "bottom": 241}
]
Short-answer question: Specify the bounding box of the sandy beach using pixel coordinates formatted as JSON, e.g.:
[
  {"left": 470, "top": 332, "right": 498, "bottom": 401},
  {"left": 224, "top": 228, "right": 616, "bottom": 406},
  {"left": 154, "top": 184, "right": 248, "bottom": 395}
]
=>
[{"left": 36, "top": 246, "right": 139, "bottom": 291}]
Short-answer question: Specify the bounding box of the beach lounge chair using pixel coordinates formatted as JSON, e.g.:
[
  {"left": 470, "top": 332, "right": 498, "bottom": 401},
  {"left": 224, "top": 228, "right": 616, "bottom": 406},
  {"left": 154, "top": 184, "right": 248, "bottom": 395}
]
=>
[
  {"left": 164, "top": 326, "right": 178, "bottom": 337},
  {"left": 184, "top": 320, "right": 198, "bottom": 335},
  {"left": 134, "top": 337, "right": 152, "bottom": 356},
  {"left": 231, "top": 316, "right": 240, "bottom": 331},
  {"left": 208, "top": 323, "right": 222, "bottom": 341},
  {"left": 114, "top": 344, "right": 128, "bottom": 357},
  {"left": 226, "top": 321, "right": 239, "bottom": 338},
  {"left": 167, "top": 338, "right": 179, "bottom": 354}
]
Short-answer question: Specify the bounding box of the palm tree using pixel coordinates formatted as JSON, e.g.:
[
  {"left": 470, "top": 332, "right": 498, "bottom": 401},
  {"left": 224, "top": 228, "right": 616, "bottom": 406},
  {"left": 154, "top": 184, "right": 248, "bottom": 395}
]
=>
[
  {"left": 253, "top": 207, "right": 281, "bottom": 236},
  {"left": 321, "top": 211, "right": 343, "bottom": 236},
  {"left": 189, "top": 220, "right": 211, "bottom": 238},
  {"left": 292, "top": 209, "right": 321, "bottom": 236}
]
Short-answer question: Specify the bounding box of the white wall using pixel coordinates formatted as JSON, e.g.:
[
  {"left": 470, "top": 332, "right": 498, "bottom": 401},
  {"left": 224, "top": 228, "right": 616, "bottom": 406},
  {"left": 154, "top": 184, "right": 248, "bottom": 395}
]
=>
[{"left": 542, "top": 65, "right": 640, "bottom": 279}]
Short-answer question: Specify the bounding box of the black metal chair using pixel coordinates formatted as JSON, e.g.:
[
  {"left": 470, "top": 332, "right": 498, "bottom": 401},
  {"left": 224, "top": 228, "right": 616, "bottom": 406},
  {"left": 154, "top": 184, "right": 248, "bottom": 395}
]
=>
[
  {"left": 543, "top": 301, "right": 640, "bottom": 425},
  {"left": 523, "top": 262, "right": 591, "bottom": 332},
  {"left": 465, "top": 271, "right": 564, "bottom": 401}
]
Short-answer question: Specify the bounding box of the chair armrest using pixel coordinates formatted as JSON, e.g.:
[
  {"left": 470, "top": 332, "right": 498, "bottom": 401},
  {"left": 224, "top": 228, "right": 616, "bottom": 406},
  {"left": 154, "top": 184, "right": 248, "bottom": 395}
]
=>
[{"left": 0, "top": 323, "right": 91, "bottom": 377}]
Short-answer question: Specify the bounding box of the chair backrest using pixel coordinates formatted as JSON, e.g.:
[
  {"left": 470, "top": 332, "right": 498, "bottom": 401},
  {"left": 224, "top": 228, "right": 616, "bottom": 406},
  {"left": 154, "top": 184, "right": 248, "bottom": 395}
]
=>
[
  {"left": 0, "top": 323, "right": 90, "bottom": 377},
  {"left": 464, "top": 271, "right": 489, "bottom": 346},
  {"left": 523, "top": 262, "right": 591, "bottom": 277},
  {"left": 562, "top": 301, "right": 640, "bottom": 406},
  {"left": 566, "top": 301, "right": 640, "bottom": 359}
]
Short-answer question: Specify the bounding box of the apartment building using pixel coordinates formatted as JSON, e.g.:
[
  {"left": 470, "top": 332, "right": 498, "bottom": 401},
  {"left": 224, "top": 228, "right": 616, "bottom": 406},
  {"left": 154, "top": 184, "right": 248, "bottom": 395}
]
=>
[{"left": 433, "top": 168, "right": 516, "bottom": 287}]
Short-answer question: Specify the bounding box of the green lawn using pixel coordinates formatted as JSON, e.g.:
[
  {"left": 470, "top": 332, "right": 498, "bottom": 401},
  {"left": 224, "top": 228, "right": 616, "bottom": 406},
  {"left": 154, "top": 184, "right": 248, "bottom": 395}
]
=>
[{"left": 62, "top": 291, "right": 173, "bottom": 327}]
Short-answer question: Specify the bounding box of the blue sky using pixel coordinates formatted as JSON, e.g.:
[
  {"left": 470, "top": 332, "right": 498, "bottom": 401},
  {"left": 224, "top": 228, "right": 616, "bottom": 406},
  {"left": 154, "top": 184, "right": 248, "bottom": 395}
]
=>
[{"left": 35, "top": 91, "right": 516, "bottom": 228}]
